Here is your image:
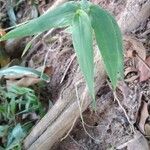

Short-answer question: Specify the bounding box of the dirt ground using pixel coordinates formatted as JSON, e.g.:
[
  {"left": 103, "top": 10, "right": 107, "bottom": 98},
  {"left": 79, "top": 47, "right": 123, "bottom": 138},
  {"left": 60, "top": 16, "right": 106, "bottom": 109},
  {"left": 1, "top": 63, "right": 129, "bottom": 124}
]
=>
[{"left": 0, "top": 0, "right": 150, "bottom": 149}]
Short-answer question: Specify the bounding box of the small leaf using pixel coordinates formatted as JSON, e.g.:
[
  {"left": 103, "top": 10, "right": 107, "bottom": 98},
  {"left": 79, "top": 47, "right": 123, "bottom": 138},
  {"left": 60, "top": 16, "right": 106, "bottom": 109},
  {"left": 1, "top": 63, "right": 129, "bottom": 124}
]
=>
[
  {"left": 71, "top": 10, "right": 94, "bottom": 99},
  {"left": 0, "top": 66, "right": 49, "bottom": 82},
  {"left": 0, "top": 2, "right": 80, "bottom": 41},
  {"left": 89, "top": 5, "right": 123, "bottom": 88},
  {"left": 139, "top": 56, "right": 150, "bottom": 82},
  {"left": 21, "top": 39, "right": 32, "bottom": 57},
  {"left": 0, "top": 125, "right": 9, "bottom": 137},
  {"left": 7, "top": 124, "right": 26, "bottom": 147}
]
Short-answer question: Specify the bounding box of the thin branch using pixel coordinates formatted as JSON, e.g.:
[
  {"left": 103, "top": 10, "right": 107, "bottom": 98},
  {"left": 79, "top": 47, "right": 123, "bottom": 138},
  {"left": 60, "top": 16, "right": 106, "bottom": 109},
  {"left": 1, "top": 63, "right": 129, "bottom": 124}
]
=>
[
  {"left": 60, "top": 54, "right": 76, "bottom": 84},
  {"left": 136, "top": 53, "right": 150, "bottom": 72}
]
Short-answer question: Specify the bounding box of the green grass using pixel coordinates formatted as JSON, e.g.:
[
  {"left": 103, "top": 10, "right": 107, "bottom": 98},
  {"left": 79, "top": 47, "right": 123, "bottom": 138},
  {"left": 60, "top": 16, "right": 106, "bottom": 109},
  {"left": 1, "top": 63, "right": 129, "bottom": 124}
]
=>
[{"left": 0, "top": 85, "right": 44, "bottom": 149}]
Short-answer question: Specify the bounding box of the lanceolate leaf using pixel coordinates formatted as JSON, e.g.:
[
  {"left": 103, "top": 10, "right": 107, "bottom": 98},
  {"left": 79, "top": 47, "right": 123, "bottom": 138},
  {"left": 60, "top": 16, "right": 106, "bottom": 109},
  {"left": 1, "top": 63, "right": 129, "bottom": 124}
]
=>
[
  {"left": 71, "top": 10, "right": 94, "bottom": 99},
  {"left": 7, "top": 124, "right": 26, "bottom": 149},
  {"left": 89, "top": 5, "right": 123, "bottom": 88},
  {"left": 0, "top": 2, "right": 80, "bottom": 41},
  {"left": 0, "top": 66, "right": 49, "bottom": 82}
]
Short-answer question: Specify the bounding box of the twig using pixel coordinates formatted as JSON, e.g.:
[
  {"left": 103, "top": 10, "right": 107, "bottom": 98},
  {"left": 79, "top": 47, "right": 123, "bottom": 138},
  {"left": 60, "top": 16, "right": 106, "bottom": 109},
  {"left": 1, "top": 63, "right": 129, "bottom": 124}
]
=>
[
  {"left": 21, "top": 33, "right": 42, "bottom": 57},
  {"left": 43, "top": 29, "right": 54, "bottom": 39},
  {"left": 136, "top": 53, "right": 150, "bottom": 72},
  {"left": 60, "top": 54, "right": 76, "bottom": 84},
  {"left": 40, "top": 47, "right": 52, "bottom": 80},
  {"left": 82, "top": 121, "right": 97, "bottom": 128},
  {"left": 0, "top": 0, "right": 6, "bottom": 11},
  {"left": 40, "top": 30, "right": 62, "bottom": 79}
]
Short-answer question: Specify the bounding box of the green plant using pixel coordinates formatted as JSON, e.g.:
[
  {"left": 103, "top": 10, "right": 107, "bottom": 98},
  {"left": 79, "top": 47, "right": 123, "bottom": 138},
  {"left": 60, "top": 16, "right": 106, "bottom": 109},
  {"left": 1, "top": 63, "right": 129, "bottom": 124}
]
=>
[
  {"left": 0, "top": 85, "right": 44, "bottom": 149},
  {"left": 0, "top": 66, "right": 49, "bottom": 82},
  {"left": 0, "top": 0, "right": 123, "bottom": 101}
]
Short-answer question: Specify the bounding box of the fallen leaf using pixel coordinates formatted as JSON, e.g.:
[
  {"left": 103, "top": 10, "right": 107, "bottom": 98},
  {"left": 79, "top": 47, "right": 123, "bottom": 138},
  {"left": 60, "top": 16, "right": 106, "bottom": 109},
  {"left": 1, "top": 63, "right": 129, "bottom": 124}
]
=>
[
  {"left": 117, "top": 131, "right": 149, "bottom": 150},
  {"left": 144, "top": 123, "right": 150, "bottom": 136},
  {"left": 139, "top": 56, "right": 150, "bottom": 82},
  {"left": 44, "top": 66, "right": 54, "bottom": 76},
  {"left": 127, "top": 132, "right": 149, "bottom": 150},
  {"left": 36, "top": 66, "right": 53, "bottom": 77},
  {"left": 126, "top": 49, "right": 137, "bottom": 58},
  {"left": 138, "top": 101, "right": 149, "bottom": 133},
  {"left": 118, "top": 81, "right": 131, "bottom": 100},
  {"left": 124, "top": 75, "right": 139, "bottom": 83},
  {"left": 124, "top": 67, "right": 138, "bottom": 77},
  {"left": 124, "top": 35, "right": 146, "bottom": 60},
  {"left": 6, "top": 76, "right": 41, "bottom": 87}
]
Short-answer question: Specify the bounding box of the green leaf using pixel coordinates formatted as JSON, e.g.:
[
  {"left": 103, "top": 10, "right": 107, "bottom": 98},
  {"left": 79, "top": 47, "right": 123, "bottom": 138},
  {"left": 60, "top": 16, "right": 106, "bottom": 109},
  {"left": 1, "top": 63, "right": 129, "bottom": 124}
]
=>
[
  {"left": 10, "top": 99, "right": 16, "bottom": 115},
  {"left": 21, "top": 39, "right": 32, "bottom": 57},
  {"left": 0, "top": 146, "right": 5, "bottom": 150},
  {"left": 0, "top": 125, "right": 9, "bottom": 137},
  {"left": 7, "top": 124, "right": 26, "bottom": 149},
  {"left": 0, "top": 66, "right": 49, "bottom": 82},
  {"left": 71, "top": 10, "right": 94, "bottom": 99},
  {"left": 0, "top": 2, "right": 80, "bottom": 41},
  {"left": 89, "top": 5, "right": 123, "bottom": 88}
]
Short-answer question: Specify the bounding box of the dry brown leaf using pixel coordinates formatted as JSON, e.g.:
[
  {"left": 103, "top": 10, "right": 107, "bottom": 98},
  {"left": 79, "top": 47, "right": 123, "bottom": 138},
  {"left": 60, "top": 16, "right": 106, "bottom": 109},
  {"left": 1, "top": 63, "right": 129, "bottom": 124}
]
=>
[
  {"left": 44, "top": 66, "right": 53, "bottom": 76},
  {"left": 36, "top": 66, "right": 53, "bottom": 77},
  {"left": 126, "top": 49, "right": 137, "bottom": 58},
  {"left": 117, "top": 132, "right": 149, "bottom": 150},
  {"left": 144, "top": 123, "right": 150, "bottom": 136},
  {"left": 124, "top": 35, "right": 146, "bottom": 60},
  {"left": 124, "top": 75, "right": 139, "bottom": 83},
  {"left": 124, "top": 67, "right": 138, "bottom": 77},
  {"left": 138, "top": 101, "right": 149, "bottom": 133},
  {"left": 6, "top": 76, "right": 41, "bottom": 87},
  {"left": 127, "top": 132, "right": 149, "bottom": 150},
  {"left": 138, "top": 56, "right": 150, "bottom": 82},
  {"left": 118, "top": 81, "right": 130, "bottom": 100}
]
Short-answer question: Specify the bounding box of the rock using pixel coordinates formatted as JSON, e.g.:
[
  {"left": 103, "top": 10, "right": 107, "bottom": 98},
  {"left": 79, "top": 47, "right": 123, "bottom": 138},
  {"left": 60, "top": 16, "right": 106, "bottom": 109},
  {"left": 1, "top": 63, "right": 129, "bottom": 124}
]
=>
[{"left": 5, "top": 38, "right": 25, "bottom": 58}]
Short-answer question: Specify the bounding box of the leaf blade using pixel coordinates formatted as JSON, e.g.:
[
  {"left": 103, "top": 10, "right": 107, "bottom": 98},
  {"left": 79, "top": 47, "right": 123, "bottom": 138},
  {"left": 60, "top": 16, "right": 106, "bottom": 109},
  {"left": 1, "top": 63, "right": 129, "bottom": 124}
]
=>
[
  {"left": 72, "top": 10, "right": 94, "bottom": 99},
  {"left": 0, "top": 2, "right": 80, "bottom": 41},
  {"left": 90, "top": 5, "right": 123, "bottom": 88},
  {"left": 0, "top": 66, "right": 49, "bottom": 82}
]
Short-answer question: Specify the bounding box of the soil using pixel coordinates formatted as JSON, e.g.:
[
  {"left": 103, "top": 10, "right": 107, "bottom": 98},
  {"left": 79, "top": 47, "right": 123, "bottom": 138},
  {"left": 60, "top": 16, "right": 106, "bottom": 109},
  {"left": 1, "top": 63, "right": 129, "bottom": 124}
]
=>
[{"left": 0, "top": 0, "right": 150, "bottom": 150}]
